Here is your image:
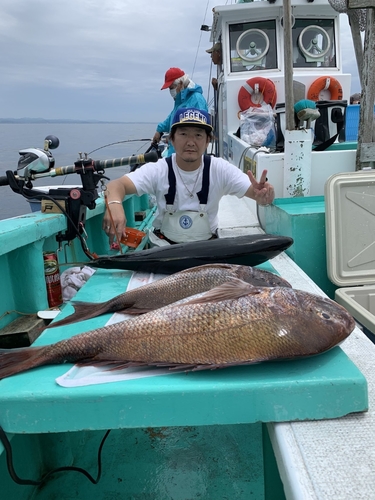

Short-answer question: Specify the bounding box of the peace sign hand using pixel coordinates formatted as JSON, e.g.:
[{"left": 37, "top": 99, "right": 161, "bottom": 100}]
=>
[{"left": 247, "top": 169, "right": 275, "bottom": 206}]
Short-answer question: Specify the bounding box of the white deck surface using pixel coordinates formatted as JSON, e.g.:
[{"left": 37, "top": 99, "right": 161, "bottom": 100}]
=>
[{"left": 218, "top": 195, "right": 375, "bottom": 500}]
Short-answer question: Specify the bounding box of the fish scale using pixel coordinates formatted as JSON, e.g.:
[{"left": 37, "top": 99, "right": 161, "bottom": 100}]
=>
[
  {"left": 0, "top": 280, "right": 355, "bottom": 379},
  {"left": 48, "top": 263, "right": 292, "bottom": 329},
  {"left": 82, "top": 287, "right": 351, "bottom": 364}
]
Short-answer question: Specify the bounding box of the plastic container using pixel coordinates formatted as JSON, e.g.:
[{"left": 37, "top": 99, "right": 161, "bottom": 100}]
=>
[
  {"left": 345, "top": 104, "right": 375, "bottom": 141},
  {"left": 335, "top": 285, "right": 375, "bottom": 340},
  {"left": 110, "top": 227, "right": 147, "bottom": 250},
  {"left": 120, "top": 227, "right": 147, "bottom": 248},
  {"left": 325, "top": 171, "right": 375, "bottom": 335},
  {"left": 345, "top": 104, "right": 360, "bottom": 141}
]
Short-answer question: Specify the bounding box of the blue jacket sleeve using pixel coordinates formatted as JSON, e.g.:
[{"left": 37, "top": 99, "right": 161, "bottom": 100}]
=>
[{"left": 156, "top": 110, "right": 174, "bottom": 134}]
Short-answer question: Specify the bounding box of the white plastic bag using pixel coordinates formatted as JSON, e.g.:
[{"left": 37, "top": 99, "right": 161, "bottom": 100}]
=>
[
  {"left": 60, "top": 266, "right": 96, "bottom": 302},
  {"left": 240, "top": 103, "right": 276, "bottom": 149}
]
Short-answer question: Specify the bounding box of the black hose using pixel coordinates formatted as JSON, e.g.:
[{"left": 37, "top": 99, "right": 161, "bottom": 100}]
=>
[
  {"left": 21, "top": 191, "right": 95, "bottom": 260},
  {"left": 0, "top": 425, "right": 111, "bottom": 486}
]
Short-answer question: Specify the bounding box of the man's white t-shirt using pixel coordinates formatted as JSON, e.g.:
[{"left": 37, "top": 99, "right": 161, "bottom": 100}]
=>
[{"left": 126, "top": 155, "right": 251, "bottom": 232}]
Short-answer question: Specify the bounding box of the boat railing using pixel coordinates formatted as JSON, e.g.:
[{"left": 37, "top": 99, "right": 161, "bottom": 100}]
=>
[{"left": 0, "top": 192, "right": 154, "bottom": 333}]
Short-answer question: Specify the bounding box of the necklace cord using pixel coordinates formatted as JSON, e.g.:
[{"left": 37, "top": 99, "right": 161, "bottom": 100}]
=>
[{"left": 176, "top": 164, "right": 202, "bottom": 198}]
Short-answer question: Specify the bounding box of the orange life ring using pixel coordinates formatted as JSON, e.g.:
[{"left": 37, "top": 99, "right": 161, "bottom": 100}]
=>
[
  {"left": 238, "top": 77, "right": 277, "bottom": 111},
  {"left": 307, "top": 76, "right": 343, "bottom": 101}
]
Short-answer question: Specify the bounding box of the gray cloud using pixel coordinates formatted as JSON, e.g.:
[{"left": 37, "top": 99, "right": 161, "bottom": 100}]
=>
[
  {"left": 0, "top": 0, "right": 214, "bottom": 120},
  {"left": 0, "top": 1, "right": 361, "bottom": 121}
]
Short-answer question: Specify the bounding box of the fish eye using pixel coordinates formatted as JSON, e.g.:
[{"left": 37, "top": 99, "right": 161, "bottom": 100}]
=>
[{"left": 310, "top": 307, "right": 332, "bottom": 321}]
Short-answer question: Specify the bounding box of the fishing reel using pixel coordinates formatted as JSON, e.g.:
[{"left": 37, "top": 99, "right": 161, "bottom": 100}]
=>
[
  {"left": 1, "top": 138, "right": 159, "bottom": 251},
  {"left": 6, "top": 135, "right": 102, "bottom": 244},
  {"left": 16, "top": 135, "right": 59, "bottom": 182}
]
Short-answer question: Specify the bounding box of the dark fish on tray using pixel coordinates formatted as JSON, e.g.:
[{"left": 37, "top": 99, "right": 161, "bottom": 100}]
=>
[
  {"left": 88, "top": 234, "right": 294, "bottom": 273},
  {"left": 0, "top": 279, "right": 355, "bottom": 380},
  {"left": 49, "top": 263, "right": 292, "bottom": 328}
]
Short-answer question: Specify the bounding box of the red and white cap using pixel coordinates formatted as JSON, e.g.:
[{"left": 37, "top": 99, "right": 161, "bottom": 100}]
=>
[{"left": 161, "top": 67, "right": 185, "bottom": 90}]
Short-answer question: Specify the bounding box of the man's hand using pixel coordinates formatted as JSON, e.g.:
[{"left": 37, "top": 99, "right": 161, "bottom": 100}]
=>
[
  {"left": 152, "top": 132, "right": 162, "bottom": 144},
  {"left": 102, "top": 204, "right": 127, "bottom": 245},
  {"left": 247, "top": 169, "right": 275, "bottom": 206}
]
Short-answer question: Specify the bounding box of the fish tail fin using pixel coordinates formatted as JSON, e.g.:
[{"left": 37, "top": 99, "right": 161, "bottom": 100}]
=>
[
  {"left": 0, "top": 346, "right": 47, "bottom": 380},
  {"left": 47, "top": 301, "right": 112, "bottom": 328}
]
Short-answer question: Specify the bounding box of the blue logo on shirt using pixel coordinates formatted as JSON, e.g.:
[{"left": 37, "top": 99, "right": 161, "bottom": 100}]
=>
[{"left": 179, "top": 215, "right": 193, "bottom": 229}]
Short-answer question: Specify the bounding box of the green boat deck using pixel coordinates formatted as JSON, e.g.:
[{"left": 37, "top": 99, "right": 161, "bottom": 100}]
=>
[
  {"left": 260, "top": 196, "right": 337, "bottom": 298},
  {"left": 0, "top": 262, "right": 368, "bottom": 499},
  {"left": 0, "top": 265, "right": 367, "bottom": 434}
]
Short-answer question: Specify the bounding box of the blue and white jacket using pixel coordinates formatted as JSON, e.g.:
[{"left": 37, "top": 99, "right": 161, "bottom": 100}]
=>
[{"left": 156, "top": 84, "right": 208, "bottom": 157}]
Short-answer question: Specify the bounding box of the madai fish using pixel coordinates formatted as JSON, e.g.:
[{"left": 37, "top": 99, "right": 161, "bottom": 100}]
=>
[
  {"left": 0, "top": 279, "right": 355, "bottom": 380},
  {"left": 48, "top": 263, "right": 292, "bottom": 328}
]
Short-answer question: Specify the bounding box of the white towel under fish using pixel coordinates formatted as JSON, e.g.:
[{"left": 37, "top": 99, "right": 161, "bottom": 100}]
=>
[
  {"left": 60, "top": 266, "right": 96, "bottom": 302},
  {"left": 56, "top": 271, "right": 175, "bottom": 387}
]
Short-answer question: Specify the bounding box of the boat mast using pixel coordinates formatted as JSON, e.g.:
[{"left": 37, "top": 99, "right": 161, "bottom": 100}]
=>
[
  {"left": 283, "top": 0, "right": 294, "bottom": 131},
  {"left": 347, "top": 10, "right": 364, "bottom": 85},
  {"left": 348, "top": 0, "right": 375, "bottom": 170},
  {"left": 282, "top": 0, "right": 312, "bottom": 197}
]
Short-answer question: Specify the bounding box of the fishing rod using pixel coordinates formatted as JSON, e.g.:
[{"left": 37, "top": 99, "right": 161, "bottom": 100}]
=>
[
  {"left": 0, "top": 143, "right": 159, "bottom": 184},
  {"left": 0, "top": 135, "right": 160, "bottom": 256},
  {"left": 87, "top": 138, "right": 152, "bottom": 155}
]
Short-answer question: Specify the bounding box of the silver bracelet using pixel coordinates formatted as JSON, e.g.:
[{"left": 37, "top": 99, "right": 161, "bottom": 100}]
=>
[{"left": 108, "top": 200, "right": 122, "bottom": 205}]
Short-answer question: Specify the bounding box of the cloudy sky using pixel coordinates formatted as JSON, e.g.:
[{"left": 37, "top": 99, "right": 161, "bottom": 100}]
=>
[{"left": 0, "top": 0, "right": 361, "bottom": 122}]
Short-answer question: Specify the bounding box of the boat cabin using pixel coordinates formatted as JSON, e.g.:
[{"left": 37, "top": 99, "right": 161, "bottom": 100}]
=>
[{"left": 209, "top": 0, "right": 354, "bottom": 196}]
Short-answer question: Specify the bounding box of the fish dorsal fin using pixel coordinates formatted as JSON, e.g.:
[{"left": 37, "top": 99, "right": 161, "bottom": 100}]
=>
[
  {"left": 181, "top": 278, "right": 260, "bottom": 306},
  {"left": 178, "top": 263, "right": 238, "bottom": 275}
]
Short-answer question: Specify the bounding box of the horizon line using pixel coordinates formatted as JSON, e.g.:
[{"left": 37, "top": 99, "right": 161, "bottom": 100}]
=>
[{"left": 0, "top": 118, "right": 156, "bottom": 124}]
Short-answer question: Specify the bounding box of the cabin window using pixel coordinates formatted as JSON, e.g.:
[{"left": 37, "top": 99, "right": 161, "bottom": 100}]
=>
[
  {"left": 293, "top": 19, "right": 336, "bottom": 68},
  {"left": 229, "top": 20, "right": 277, "bottom": 73}
]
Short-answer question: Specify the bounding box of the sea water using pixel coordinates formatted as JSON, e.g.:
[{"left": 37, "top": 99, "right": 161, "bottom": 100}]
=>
[{"left": 0, "top": 122, "right": 157, "bottom": 220}]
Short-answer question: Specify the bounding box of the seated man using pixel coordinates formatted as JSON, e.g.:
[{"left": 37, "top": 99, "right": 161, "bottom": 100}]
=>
[{"left": 103, "top": 108, "right": 274, "bottom": 246}]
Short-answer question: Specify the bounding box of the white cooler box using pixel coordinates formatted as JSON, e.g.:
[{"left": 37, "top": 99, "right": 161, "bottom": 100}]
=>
[{"left": 325, "top": 171, "right": 375, "bottom": 337}]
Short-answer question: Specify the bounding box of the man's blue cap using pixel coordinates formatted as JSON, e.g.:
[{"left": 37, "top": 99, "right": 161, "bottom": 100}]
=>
[{"left": 171, "top": 108, "right": 213, "bottom": 134}]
